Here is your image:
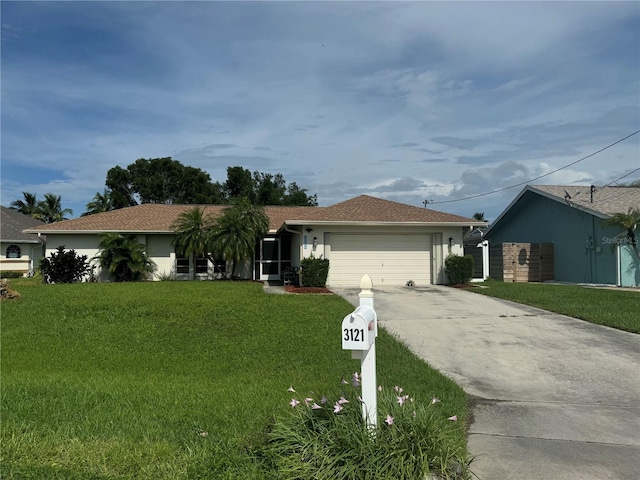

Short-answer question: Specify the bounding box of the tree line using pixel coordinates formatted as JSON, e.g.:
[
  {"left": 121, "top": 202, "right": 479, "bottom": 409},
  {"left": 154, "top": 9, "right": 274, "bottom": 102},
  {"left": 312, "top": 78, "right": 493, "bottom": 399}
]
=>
[{"left": 10, "top": 159, "right": 317, "bottom": 221}]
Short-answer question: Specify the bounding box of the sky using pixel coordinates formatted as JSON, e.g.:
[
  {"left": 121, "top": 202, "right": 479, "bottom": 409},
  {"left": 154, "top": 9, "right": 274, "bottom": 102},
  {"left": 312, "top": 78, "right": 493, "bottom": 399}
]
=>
[{"left": 1, "top": 1, "right": 639, "bottom": 221}]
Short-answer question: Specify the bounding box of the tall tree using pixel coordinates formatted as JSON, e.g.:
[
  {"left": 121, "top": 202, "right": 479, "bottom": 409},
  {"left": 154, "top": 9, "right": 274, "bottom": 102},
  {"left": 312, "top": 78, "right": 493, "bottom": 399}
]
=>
[
  {"left": 254, "top": 172, "right": 286, "bottom": 205},
  {"left": 105, "top": 158, "right": 222, "bottom": 206},
  {"left": 209, "top": 198, "right": 269, "bottom": 278},
  {"left": 37, "top": 193, "right": 73, "bottom": 223},
  {"left": 171, "top": 207, "right": 216, "bottom": 280},
  {"left": 284, "top": 182, "right": 318, "bottom": 206},
  {"left": 472, "top": 212, "right": 485, "bottom": 221},
  {"left": 82, "top": 189, "right": 114, "bottom": 216},
  {"left": 10, "top": 192, "right": 41, "bottom": 218},
  {"left": 225, "top": 166, "right": 256, "bottom": 202},
  {"left": 95, "top": 233, "right": 156, "bottom": 282},
  {"left": 105, "top": 165, "right": 137, "bottom": 209}
]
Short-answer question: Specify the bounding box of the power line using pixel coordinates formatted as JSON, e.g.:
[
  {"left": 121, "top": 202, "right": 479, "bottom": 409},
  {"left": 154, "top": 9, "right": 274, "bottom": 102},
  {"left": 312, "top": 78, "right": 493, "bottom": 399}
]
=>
[
  {"left": 429, "top": 129, "right": 640, "bottom": 204},
  {"left": 600, "top": 167, "right": 640, "bottom": 188}
]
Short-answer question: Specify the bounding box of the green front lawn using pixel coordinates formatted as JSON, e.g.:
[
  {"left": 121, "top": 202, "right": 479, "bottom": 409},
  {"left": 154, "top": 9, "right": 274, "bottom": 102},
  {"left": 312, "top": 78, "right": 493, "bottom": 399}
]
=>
[
  {"left": 473, "top": 280, "right": 640, "bottom": 333},
  {"left": 1, "top": 280, "right": 469, "bottom": 479}
]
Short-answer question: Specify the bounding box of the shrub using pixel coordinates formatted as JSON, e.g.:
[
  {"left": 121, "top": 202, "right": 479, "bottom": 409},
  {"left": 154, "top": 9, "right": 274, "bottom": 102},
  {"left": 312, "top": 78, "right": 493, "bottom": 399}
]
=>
[
  {"left": 262, "top": 374, "right": 472, "bottom": 479},
  {"left": 300, "top": 255, "right": 330, "bottom": 287},
  {"left": 0, "top": 271, "right": 24, "bottom": 279},
  {"left": 40, "top": 245, "right": 90, "bottom": 284},
  {"left": 444, "top": 254, "right": 474, "bottom": 285}
]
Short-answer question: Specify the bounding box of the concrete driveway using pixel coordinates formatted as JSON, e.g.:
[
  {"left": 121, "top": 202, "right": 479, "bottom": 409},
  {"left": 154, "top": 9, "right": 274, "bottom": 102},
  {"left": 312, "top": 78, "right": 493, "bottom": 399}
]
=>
[{"left": 332, "top": 285, "right": 640, "bottom": 480}]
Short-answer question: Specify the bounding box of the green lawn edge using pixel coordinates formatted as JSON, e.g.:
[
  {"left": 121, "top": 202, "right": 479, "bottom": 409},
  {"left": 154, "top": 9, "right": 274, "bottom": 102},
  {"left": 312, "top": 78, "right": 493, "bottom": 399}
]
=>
[{"left": 471, "top": 280, "right": 640, "bottom": 333}]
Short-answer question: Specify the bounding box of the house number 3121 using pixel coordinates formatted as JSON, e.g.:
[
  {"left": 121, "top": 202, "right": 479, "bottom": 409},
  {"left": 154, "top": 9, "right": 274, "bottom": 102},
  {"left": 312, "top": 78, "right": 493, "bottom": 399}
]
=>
[{"left": 344, "top": 328, "right": 365, "bottom": 342}]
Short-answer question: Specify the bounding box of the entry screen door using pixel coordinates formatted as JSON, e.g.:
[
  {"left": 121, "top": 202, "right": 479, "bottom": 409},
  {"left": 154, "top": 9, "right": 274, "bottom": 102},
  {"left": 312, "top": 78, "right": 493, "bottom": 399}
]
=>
[{"left": 260, "top": 238, "right": 280, "bottom": 281}]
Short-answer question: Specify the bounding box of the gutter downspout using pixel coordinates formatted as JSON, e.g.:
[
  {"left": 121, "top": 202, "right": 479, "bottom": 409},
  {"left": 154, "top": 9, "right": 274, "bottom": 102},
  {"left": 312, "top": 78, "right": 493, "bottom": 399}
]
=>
[{"left": 616, "top": 243, "right": 621, "bottom": 287}]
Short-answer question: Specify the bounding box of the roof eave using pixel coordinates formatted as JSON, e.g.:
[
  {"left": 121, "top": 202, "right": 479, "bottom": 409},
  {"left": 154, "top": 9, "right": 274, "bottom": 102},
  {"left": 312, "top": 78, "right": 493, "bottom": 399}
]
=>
[
  {"left": 2, "top": 238, "right": 43, "bottom": 244},
  {"left": 23, "top": 229, "right": 175, "bottom": 235},
  {"left": 484, "top": 185, "right": 611, "bottom": 238},
  {"left": 284, "top": 220, "right": 485, "bottom": 227}
]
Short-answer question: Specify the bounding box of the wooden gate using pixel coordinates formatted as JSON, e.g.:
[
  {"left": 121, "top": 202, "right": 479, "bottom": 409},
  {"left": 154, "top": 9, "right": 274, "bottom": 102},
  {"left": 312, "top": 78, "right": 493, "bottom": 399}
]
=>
[{"left": 490, "top": 243, "right": 554, "bottom": 282}]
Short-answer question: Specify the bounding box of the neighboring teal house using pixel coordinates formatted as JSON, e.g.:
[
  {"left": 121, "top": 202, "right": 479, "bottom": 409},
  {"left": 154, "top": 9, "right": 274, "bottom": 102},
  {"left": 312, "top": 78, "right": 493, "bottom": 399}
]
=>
[{"left": 484, "top": 185, "right": 640, "bottom": 287}]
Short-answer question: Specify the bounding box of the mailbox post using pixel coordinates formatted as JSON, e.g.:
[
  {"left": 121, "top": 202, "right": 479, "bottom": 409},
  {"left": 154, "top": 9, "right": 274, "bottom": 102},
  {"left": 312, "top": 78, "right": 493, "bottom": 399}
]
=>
[{"left": 341, "top": 274, "right": 378, "bottom": 428}]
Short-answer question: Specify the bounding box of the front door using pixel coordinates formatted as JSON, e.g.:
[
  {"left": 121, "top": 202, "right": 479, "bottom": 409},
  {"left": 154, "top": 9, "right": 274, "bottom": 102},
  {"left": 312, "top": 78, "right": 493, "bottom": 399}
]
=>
[{"left": 260, "top": 237, "right": 280, "bottom": 281}]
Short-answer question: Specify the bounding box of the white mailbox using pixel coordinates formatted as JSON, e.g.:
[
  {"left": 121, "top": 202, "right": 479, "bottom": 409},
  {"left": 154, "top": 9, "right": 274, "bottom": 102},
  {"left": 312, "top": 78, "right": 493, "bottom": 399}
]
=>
[{"left": 342, "top": 305, "right": 377, "bottom": 351}]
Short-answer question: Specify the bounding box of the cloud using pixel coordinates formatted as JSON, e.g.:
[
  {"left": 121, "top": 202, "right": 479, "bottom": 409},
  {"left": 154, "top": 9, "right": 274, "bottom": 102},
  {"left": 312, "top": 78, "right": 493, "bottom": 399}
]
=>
[
  {"left": 431, "top": 136, "right": 480, "bottom": 150},
  {"left": 1, "top": 1, "right": 637, "bottom": 221}
]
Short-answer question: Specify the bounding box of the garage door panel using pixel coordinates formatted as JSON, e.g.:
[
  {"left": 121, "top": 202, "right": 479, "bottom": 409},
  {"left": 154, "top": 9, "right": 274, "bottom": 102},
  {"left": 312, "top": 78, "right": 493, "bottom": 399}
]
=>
[{"left": 329, "top": 234, "right": 431, "bottom": 287}]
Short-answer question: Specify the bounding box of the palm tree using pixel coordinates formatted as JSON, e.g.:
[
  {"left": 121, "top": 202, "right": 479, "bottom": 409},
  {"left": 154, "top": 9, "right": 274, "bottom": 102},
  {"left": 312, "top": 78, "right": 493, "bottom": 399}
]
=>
[
  {"left": 37, "top": 193, "right": 73, "bottom": 223},
  {"left": 10, "top": 192, "right": 41, "bottom": 218},
  {"left": 82, "top": 189, "right": 114, "bottom": 216},
  {"left": 209, "top": 198, "right": 269, "bottom": 278},
  {"left": 604, "top": 207, "right": 640, "bottom": 257},
  {"left": 472, "top": 212, "right": 485, "bottom": 221},
  {"left": 95, "top": 233, "right": 156, "bottom": 282},
  {"left": 171, "top": 207, "right": 216, "bottom": 280}
]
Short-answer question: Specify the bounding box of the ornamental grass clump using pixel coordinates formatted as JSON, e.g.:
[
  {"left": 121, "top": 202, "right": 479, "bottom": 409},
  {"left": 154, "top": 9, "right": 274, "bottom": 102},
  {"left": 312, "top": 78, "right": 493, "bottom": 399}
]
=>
[{"left": 263, "top": 373, "right": 472, "bottom": 480}]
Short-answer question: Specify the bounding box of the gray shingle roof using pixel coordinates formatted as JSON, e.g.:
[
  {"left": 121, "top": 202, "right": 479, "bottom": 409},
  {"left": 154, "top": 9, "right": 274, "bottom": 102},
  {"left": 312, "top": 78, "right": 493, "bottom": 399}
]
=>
[
  {"left": 1, "top": 206, "right": 46, "bottom": 243},
  {"left": 531, "top": 185, "right": 640, "bottom": 216}
]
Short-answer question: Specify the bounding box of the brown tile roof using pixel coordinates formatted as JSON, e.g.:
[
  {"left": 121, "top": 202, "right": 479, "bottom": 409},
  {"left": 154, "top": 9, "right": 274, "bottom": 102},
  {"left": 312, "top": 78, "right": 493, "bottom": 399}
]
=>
[
  {"left": 286, "top": 195, "right": 478, "bottom": 224},
  {"left": 531, "top": 185, "right": 640, "bottom": 216},
  {"left": 25, "top": 195, "right": 480, "bottom": 234}
]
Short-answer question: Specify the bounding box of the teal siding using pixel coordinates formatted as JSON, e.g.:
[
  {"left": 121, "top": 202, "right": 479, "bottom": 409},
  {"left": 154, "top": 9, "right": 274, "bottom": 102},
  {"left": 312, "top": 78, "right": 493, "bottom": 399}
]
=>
[
  {"left": 620, "top": 245, "right": 640, "bottom": 287},
  {"left": 487, "top": 191, "right": 620, "bottom": 284}
]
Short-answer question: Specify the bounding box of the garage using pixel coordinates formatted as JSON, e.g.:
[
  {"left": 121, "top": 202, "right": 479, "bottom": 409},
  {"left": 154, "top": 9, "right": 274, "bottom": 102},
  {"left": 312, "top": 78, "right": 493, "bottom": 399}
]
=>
[{"left": 327, "top": 233, "right": 432, "bottom": 287}]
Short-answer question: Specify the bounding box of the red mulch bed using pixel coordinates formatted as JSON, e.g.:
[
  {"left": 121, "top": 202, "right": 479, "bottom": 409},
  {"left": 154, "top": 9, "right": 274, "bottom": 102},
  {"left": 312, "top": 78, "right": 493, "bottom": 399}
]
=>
[{"left": 284, "top": 285, "right": 333, "bottom": 294}]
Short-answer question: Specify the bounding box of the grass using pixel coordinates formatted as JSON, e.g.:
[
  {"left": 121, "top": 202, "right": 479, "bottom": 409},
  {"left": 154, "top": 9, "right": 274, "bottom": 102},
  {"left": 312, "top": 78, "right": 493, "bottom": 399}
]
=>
[
  {"left": 472, "top": 280, "right": 640, "bottom": 333},
  {"left": 1, "top": 279, "right": 469, "bottom": 479}
]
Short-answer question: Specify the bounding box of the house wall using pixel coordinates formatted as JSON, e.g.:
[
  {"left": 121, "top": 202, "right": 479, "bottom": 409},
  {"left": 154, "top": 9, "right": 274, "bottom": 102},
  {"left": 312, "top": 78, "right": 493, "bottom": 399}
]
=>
[
  {"left": 486, "top": 192, "right": 619, "bottom": 284},
  {"left": 43, "top": 233, "right": 177, "bottom": 281},
  {"left": 619, "top": 244, "right": 640, "bottom": 287},
  {"left": 1, "top": 241, "right": 45, "bottom": 274},
  {"left": 289, "top": 224, "right": 464, "bottom": 285},
  {"left": 294, "top": 225, "right": 464, "bottom": 261}
]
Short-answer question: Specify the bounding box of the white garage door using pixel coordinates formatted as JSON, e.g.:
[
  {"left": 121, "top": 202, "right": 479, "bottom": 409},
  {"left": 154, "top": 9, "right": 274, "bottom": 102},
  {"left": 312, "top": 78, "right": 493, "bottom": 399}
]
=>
[{"left": 328, "top": 234, "right": 432, "bottom": 287}]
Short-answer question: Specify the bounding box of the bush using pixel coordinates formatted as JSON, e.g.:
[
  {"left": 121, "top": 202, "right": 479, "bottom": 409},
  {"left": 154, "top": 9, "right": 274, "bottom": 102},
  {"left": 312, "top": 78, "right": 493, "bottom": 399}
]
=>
[
  {"left": 262, "top": 374, "right": 472, "bottom": 479},
  {"left": 444, "top": 254, "right": 474, "bottom": 285},
  {"left": 0, "top": 271, "right": 24, "bottom": 279},
  {"left": 40, "top": 245, "right": 90, "bottom": 284},
  {"left": 300, "top": 255, "right": 330, "bottom": 287}
]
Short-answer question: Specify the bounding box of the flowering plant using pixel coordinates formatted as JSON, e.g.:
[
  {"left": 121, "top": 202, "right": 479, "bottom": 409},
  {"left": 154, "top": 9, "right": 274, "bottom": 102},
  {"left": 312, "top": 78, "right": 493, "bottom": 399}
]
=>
[{"left": 263, "top": 373, "right": 472, "bottom": 479}]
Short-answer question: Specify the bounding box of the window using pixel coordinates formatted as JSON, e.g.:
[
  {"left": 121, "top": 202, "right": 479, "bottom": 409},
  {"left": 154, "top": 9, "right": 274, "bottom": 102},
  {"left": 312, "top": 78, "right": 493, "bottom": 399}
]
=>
[
  {"left": 6, "top": 245, "right": 21, "bottom": 259},
  {"left": 176, "top": 258, "right": 190, "bottom": 274},
  {"left": 195, "top": 258, "right": 208, "bottom": 274}
]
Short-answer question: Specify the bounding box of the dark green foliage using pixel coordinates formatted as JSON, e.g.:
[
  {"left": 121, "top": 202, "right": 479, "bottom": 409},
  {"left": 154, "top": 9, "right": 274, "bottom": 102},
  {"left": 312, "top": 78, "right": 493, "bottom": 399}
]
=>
[
  {"left": 209, "top": 199, "right": 269, "bottom": 277},
  {"left": 105, "top": 157, "right": 223, "bottom": 206},
  {"left": 9, "top": 192, "right": 40, "bottom": 218},
  {"left": 171, "top": 207, "right": 218, "bottom": 280},
  {"left": 225, "top": 166, "right": 318, "bottom": 206},
  {"left": 10, "top": 192, "right": 73, "bottom": 223},
  {"left": 444, "top": 254, "right": 474, "bottom": 285},
  {"left": 263, "top": 379, "right": 471, "bottom": 479},
  {"left": 95, "top": 234, "right": 156, "bottom": 282},
  {"left": 39, "top": 246, "right": 89, "bottom": 284},
  {"left": 105, "top": 165, "right": 137, "bottom": 208},
  {"left": 104, "top": 161, "right": 317, "bottom": 207},
  {"left": 82, "top": 189, "right": 114, "bottom": 216},
  {"left": 0, "top": 271, "right": 24, "bottom": 279},
  {"left": 300, "top": 256, "right": 330, "bottom": 287}
]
